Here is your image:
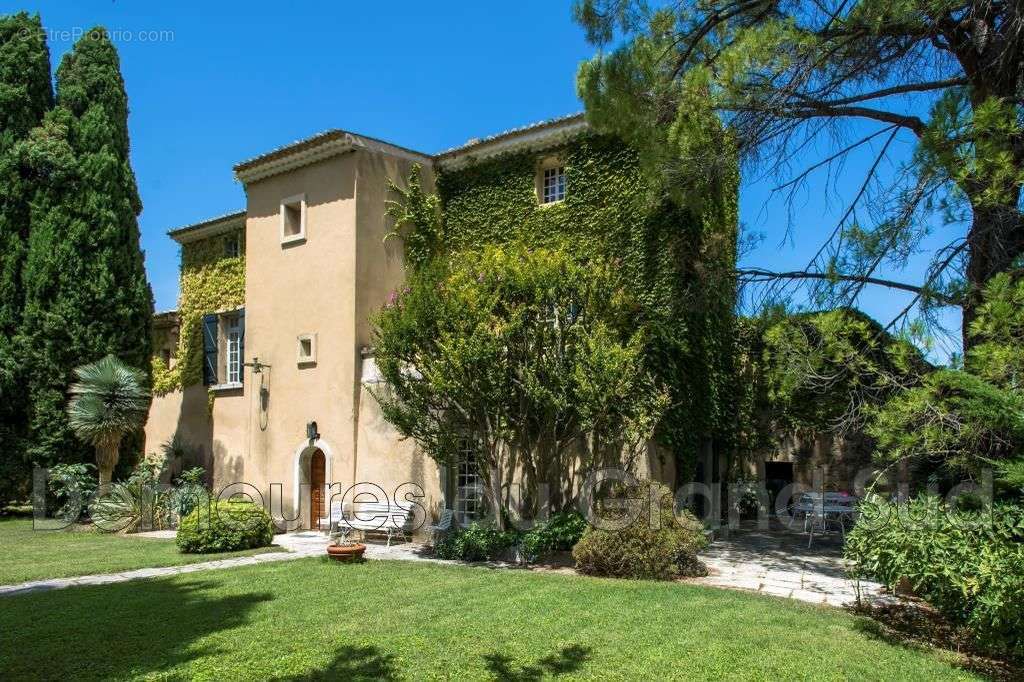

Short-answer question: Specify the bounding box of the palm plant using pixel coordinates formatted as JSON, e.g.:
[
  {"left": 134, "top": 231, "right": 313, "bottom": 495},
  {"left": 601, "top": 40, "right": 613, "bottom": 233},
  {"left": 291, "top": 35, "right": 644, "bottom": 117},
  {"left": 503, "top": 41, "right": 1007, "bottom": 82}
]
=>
[{"left": 66, "top": 354, "right": 150, "bottom": 487}]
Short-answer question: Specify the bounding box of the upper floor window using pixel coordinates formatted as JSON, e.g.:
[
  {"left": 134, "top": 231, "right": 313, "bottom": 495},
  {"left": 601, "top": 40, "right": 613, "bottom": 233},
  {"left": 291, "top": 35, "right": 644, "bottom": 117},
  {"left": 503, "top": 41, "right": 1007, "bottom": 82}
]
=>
[
  {"left": 540, "top": 166, "right": 566, "bottom": 204},
  {"left": 280, "top": 194, "right": 306, "bottom": 245},
  {"left": 202, "top": 308, "right": 245, "bottom": 388},
  {"left": 224, "top": 234, "right": 240, "bottom": 258}
]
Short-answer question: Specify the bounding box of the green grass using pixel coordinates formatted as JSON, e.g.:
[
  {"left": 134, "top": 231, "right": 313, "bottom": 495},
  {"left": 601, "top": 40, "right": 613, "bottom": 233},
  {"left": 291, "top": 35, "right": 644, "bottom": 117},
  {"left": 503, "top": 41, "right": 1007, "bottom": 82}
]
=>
[
  {"left": 0, "top": 557, "right": 979, "bottom": 680},
  {"left": 0, "top": 518, "right": 279, "bottom": 585}
]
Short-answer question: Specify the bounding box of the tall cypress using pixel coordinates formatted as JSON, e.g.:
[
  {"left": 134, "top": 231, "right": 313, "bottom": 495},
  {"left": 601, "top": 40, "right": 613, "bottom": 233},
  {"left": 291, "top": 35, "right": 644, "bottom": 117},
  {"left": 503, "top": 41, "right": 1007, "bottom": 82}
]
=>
[
  {"left": 0, "top": 13, "right": 52, "bottom": 504},
  {"left": 21, "top": 27, "right": 153, "bottom": 471}
]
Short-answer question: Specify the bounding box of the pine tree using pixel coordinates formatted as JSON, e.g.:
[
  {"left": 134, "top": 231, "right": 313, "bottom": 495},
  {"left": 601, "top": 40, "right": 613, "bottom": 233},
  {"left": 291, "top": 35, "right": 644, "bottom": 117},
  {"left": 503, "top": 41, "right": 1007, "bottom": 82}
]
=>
[
  {"left": 0, "top": 13, "right": 52, "bottom": 504},
  {"left": 21, "top": 27, "right": 153, "bottom": 472}
]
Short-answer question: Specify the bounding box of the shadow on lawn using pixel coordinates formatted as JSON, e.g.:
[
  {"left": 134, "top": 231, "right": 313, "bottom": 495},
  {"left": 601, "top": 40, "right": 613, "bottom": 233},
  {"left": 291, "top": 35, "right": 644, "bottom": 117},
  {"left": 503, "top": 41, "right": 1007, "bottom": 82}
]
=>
[
  {"left": 850, "top": 603, "right": 1020, "bottom": 681},
  {"left": 484, "top": 644, "right": 592, "bottom": 681},
  {"left": 278, "top": 644, "right": 397, "bottom": 681},
  {"left": 0, "top": 578, "right": 274, "bottom": 680}
]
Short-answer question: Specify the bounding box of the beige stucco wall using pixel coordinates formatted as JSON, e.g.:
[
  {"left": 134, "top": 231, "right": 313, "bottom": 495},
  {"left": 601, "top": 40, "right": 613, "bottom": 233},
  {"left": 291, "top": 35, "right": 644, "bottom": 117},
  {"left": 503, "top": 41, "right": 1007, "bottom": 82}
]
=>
[{"left": 145, "top": 145, "right": 445, "bottom": 531}]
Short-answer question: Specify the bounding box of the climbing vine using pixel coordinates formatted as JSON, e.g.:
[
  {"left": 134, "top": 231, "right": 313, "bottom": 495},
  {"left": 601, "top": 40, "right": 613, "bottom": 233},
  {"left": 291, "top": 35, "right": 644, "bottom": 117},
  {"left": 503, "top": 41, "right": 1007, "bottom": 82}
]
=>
[
  {"left": 389, "top": 133, "right": 738, "bottom": 478},
  {"left": 150, "top": 230, "right": 245, "bottom": 395}
]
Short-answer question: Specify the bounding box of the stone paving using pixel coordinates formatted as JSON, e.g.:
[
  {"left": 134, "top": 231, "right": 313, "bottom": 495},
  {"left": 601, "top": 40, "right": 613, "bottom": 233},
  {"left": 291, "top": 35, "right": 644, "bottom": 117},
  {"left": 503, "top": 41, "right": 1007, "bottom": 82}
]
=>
[
  {"left": 692, "top": 521, "right": 894, "bottom": 607},
  {"left": 1, "top": 525, "right": 897, "bottom": 609}
]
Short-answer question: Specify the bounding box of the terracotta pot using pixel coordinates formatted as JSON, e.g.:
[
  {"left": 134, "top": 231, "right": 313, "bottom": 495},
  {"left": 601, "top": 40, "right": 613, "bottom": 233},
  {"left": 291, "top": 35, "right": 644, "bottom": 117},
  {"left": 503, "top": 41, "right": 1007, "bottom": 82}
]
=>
[{"left": 326, "top": 543, "right": 366, "bottom": 562}]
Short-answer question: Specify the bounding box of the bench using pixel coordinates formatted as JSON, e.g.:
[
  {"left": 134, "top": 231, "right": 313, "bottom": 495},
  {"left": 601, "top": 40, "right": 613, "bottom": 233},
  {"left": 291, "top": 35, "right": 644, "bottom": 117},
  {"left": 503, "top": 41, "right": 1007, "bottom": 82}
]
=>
[{"left": 320, "top": 501, "right": 413, "bottom": 547}]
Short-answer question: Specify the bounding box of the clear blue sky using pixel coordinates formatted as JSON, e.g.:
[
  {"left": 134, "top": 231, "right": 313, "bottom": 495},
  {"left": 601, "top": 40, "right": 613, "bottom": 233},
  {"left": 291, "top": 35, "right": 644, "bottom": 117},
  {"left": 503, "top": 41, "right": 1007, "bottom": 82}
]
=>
[{"left": 4, "top": 1, "right": 961, "bottom": 360}]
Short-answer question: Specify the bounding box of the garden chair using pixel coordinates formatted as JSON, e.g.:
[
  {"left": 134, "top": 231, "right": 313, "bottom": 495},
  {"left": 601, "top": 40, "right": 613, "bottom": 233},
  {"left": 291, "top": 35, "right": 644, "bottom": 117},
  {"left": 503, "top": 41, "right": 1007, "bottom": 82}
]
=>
[
  {"left": 427, "top": 508, "right": 454, "bottom": 546},
  {"left": 805, "top": 495, "right": 857, "bottom": 548}
]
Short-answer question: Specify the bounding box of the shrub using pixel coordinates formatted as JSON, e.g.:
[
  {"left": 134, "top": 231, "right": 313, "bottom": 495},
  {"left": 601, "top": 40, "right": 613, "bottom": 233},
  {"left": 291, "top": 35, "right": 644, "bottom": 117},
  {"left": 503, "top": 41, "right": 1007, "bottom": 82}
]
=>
[
  {"left": 520, "top": 511, "right": 588, "bottom": 562},
  {"left": 170, "top": 466, "right": 209, "bottom": 518},
  {"left": 176, "top": 500, "right": 275, "bottom": 553},
  {"left": 846, "top": 495, "right": 1024, "bottom": 658},
  {"left": 90, "top": 480, "right": 176, "bottom": 533},
  {"left": 47, "top": 463, "right": 95, "bottom": 521},
  {"left": 433, "top": 522, "right": 519, "bottom": 562},
  {"left": 572, "top": 483, "right": 708, "bottom": 580},
  {"left": 89, "top": 453, "right": 175, "bottom": 533}
]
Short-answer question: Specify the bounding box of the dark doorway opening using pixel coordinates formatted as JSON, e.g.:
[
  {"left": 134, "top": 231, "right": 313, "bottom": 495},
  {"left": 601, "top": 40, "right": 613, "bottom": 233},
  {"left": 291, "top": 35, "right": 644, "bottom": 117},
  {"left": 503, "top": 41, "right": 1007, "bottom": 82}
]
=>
[{"left": 764, "top": 461, "right": 794, "bottom": 515}]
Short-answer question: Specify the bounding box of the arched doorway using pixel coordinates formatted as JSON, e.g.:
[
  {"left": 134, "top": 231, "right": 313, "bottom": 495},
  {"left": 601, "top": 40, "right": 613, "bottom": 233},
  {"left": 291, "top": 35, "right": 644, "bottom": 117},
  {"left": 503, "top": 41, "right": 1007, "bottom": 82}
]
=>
[{"left": 309, "top": 449, "right": 325, "bottom": 530}]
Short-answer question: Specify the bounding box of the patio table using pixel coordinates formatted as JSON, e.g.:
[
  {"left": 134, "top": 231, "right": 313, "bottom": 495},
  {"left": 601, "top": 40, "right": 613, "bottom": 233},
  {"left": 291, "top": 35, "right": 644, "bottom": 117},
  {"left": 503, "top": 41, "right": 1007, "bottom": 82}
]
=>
[{"left": 794, "top": 497, "right": 858, "bottom": 547}]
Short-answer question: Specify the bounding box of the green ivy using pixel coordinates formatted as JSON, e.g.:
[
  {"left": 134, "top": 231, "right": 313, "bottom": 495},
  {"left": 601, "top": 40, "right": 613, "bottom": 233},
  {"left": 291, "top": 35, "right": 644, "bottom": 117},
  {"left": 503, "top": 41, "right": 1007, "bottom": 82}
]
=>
[
  {"left": 151, "top": 230, "right": 245, "bottom": 393},
  {"left": 423, "top": 133, "right": 738, "bottom": 478}
]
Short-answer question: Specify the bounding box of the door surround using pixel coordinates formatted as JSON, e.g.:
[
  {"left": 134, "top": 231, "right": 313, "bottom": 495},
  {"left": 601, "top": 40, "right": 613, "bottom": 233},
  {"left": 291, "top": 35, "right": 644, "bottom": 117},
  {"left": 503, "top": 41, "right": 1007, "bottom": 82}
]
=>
[{"left": 292, "top": 437, "right": 335, "bottom": 525}]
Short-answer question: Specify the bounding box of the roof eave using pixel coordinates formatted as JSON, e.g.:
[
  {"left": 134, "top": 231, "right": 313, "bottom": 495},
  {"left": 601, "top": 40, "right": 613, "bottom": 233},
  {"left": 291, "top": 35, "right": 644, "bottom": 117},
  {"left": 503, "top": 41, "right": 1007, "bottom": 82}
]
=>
[
  {"left": 168, "top": 211, "right": 246, "bottom": 245},
  {"left": 436, "top": 114, "right": 589, "bottom": 171}
]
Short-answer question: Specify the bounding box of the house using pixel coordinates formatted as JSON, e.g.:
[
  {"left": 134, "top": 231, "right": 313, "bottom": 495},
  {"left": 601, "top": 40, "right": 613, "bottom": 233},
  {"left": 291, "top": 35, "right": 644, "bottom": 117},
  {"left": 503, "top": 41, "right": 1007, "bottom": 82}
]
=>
[{"left": 145, "top": 114, "right": 737, "bottom": 531}]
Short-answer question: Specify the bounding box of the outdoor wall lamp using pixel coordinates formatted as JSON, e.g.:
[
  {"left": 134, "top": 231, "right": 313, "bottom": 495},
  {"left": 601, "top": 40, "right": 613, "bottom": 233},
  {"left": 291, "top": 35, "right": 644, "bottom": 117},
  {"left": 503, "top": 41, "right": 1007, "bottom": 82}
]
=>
[{"left": 244, "top": 357, "right": 271, "bottom": 374}]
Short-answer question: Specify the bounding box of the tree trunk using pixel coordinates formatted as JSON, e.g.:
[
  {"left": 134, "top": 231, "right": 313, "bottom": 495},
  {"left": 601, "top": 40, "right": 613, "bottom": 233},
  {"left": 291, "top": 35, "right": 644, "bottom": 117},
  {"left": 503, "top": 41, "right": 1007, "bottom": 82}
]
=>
[
  {"left": 963, "top": 202, "right": 1024, "bottom": 351},
  {"left": 98, "top": 464, "right": 112, "bottom": 489},
  {"left": 95, "top": 437, "right": 121, "bottom": 490}
]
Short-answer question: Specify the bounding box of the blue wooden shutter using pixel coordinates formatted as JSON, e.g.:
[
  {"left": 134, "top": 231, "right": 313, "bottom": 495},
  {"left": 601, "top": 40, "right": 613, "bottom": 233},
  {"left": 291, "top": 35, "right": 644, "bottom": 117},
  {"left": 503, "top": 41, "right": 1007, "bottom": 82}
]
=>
[
  {"left": 237, "top": 308, "right": 245, "bottom": 385},
  {"left": 202, "top": 314, "right": 218, "bottom": 385}
]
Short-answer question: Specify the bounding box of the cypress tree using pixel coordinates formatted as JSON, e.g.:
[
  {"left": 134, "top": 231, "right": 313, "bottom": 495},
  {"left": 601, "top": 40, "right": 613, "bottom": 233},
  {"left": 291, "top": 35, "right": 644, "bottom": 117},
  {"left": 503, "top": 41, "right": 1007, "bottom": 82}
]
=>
[
  {"left": 0, "top": 13, "right": 52, "bottom": 503},
  {"left": 21, "top": 27, "right": 153, "bottom": 471}
]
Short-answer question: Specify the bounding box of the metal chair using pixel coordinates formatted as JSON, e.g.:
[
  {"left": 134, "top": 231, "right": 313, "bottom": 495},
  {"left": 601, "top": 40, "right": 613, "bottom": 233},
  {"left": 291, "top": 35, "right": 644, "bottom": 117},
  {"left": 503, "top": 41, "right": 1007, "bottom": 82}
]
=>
[{"left": 427, "top": 508, "right": 454, "bottom": 546}]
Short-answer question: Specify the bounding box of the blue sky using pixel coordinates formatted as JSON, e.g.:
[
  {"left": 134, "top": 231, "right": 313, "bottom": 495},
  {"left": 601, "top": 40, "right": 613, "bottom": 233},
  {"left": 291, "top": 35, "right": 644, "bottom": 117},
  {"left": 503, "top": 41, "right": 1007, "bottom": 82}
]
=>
[{"left": 4, "top": 1, "right": 962, "bottom": 360}]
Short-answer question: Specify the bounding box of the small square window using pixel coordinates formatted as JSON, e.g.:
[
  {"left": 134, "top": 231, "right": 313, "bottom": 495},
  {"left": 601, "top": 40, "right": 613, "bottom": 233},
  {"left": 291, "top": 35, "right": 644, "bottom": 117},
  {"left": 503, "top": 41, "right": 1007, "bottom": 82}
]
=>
[
  {"left": 224, "top": 234, "right": 240, "bottom": 258},
  {"left": 540, "top": 166, "right": 566, "bottom": 204},
  {"left": 297, "top": 333, "right": 317, "bottom": 365},
  {"left": 280, "top": 194, "right": 306, "bottom": 244}
]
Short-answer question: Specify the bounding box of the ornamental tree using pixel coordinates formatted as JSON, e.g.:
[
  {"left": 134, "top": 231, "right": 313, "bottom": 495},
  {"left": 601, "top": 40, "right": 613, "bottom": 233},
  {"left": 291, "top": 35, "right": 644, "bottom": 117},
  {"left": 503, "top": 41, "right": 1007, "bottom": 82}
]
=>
[
  {"left": 0, "top": 13, "right": 52, "bottom": 504},
  {"left": 66, "top": 354, "right": 149, "bottom": 488},
  {"left": 371, "top": 246, "right": 668, "bottom": 528},
  {"left": 21, "top": 27, "right": 153, "bottom": 470},
  {"left": 574, "top": 0, "right": 1024, "bottom": 347}
]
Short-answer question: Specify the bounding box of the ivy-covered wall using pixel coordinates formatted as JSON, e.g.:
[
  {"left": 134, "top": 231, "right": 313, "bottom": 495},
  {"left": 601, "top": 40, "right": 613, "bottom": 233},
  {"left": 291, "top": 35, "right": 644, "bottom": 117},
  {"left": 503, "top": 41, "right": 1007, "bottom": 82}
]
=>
[
  {"left": 436, "top": 134, "right": 738, "bottom": 479},
  {"left": 151, "top": 229, "right": 245, "bottom": 395}
]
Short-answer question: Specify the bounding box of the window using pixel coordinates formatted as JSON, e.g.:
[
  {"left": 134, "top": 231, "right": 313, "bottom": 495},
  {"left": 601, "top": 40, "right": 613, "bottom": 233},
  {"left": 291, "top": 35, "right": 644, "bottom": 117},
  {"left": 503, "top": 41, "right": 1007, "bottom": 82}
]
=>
[
  {"left": 202, "top": 308, "right": 245, "bottom": 388},
  {"left": 226, "top": 315, "right": 242, "bottom": 383},
  {"left": 540, "top": 166, "right": 566, "bottom": 204},
  {"left": 297, "top": 333, "right": 317, "bottom": 365},
  {"left": 280, "top": 194, "right": 306, "bottom": 244},
  {"left": 159, "top": 348, "right": 172, "bottom": 367},
  {"left": 454, "top": 437, "right": 483, "bottom": 525},
  {"left": 224, "top": 234, "right": 240, "bottom": 258}
]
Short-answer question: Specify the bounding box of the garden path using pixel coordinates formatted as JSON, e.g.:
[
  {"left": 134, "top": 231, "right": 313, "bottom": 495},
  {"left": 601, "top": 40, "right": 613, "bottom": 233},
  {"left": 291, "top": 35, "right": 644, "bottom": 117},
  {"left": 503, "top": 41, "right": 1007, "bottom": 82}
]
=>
[
  {"left": 0, "top": 527, "right": 897, "bottom": 608},
  {"left": 694, "top": 521, "right": 896, "bottom": 606}
]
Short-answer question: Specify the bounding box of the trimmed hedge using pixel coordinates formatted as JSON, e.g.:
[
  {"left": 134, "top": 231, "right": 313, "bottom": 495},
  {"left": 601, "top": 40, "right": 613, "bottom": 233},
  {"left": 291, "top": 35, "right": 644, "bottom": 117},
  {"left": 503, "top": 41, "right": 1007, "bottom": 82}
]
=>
[
  {"left": 573, "top": 484, "right": 708, "bottom": 580},
  {"left": 176, "top": 500, "right": 274, "bottom": 554},
  {"left": 846, "top": 495, "right": 1024, "bottom": 658}
]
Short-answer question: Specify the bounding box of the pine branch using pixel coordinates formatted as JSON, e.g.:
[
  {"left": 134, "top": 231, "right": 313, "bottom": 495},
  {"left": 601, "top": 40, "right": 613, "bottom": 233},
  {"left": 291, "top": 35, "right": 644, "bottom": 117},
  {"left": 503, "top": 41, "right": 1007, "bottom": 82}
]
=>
[{"left": 736, "top": 268, "right": 960, "bottom": 305}]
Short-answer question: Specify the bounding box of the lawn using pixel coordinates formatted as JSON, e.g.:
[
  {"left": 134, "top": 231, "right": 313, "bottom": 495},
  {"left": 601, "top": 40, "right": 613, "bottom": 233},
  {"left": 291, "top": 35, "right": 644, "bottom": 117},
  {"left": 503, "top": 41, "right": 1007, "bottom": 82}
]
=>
[
  {"left": 0, "top": 557, "right": 979, "bottom": 680},
  {"left": 0, "top": 517, "right": 279, "bottom": 585}
]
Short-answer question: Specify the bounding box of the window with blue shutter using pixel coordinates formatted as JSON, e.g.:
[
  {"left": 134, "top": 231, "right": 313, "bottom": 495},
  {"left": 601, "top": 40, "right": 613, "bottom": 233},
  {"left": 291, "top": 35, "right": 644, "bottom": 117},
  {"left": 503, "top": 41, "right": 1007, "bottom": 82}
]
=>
[{"left": 202, "top": 314, "right": 218, "bottom": 385}]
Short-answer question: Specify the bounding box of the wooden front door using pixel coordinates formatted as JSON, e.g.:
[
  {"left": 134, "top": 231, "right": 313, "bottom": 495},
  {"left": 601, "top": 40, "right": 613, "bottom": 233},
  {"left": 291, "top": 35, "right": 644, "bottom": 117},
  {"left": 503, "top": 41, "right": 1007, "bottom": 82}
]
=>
[{"left": 310, "top": 449, "right": 325, "bottom": 529}]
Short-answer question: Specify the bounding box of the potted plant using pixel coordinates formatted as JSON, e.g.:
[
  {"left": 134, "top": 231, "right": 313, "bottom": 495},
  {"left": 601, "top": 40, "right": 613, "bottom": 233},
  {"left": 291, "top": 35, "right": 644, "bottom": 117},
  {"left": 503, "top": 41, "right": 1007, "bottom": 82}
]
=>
[{"left": 325, "top": 525, "right": 366, "bottom": 562}]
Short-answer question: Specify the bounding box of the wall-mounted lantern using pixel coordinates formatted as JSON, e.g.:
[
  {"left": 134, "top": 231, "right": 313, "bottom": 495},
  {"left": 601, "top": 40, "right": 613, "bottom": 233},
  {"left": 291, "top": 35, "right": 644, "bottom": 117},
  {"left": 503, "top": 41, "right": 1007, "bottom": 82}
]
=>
[{"left": 306, "top": 421, "right": 319, "bottom": 445}]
